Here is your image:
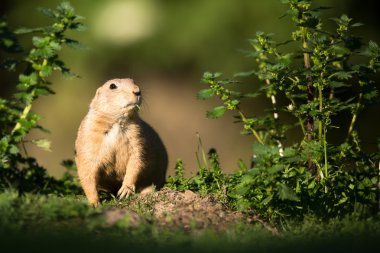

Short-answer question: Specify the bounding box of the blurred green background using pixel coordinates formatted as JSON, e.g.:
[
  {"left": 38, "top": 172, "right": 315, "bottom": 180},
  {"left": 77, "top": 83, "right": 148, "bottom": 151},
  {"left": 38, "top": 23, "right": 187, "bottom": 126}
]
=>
[{"left": 1, "top": 0, "right": 379, "bottom": 177}]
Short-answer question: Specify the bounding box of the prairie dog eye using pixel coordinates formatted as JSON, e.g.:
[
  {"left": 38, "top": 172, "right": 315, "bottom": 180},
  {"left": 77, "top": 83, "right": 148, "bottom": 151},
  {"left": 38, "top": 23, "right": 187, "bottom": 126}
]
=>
[{"left": 109, "top": 83, "right": 117, "bottom": 89}]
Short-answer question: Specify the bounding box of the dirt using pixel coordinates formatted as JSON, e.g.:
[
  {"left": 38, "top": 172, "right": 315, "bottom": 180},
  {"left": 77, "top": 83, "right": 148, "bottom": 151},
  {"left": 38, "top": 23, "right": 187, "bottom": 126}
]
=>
[{"left": 103, "top": 188, "right": 277, "bottom": 234}]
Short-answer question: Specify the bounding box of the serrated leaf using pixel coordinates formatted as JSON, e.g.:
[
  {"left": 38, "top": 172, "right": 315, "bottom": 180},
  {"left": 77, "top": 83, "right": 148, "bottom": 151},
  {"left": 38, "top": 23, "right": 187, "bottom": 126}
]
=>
[
  {"left": 363, "top": 90, "right": 378, "bottom": 100},
  {"left": 69, "top": 23, "right": 87, "bottom": 32},
  {"left": 368, "top": 40, "right": 379, "bottom": 50},
  {"left": 351, "top": 22, "right": 364, "bottom": 27},
  {"left": 9, "top": 144, "right": 19, "bottom": 154},
  {"left": 262, "top": 194, "right": 273, "bottom": 205},
  {"left": 329, "top": 71, "right": 353, "bottom": 80},
  {"left": 268, "top": 164, "right": 284, "bottom": 174},
  {"left": 32, "top": 36, "right": 49, "bottom": 48},
  {"left": 197, "top": 89, "right": 214, "bottom": 100},
  {"left": 330, "top": 81, "right": 349, "bottom": 88},
  {"left": 230, "top": 99, "right": 240, "bottom": 107},
  {"left": 243, "top": 92, "right": 261, "bottom": 98},
  {"left": 32, "top": 138, "right": 51, "bottom": 152},
  {"left": 14, "top": 27, "right": 43, "bottom": 34},
  {"left": 234, "top": 70, "right": 255, "bottom": 78},
  {"left": 40, "top": 65, "right": 52, "bottom": 77},
  {"left": 277, "top": 184, "right": 299, "bottom": 202},
  {"left": 19, "top": 72, "right": 38, "bottom": 86},
  {"left": 35, "top": 87, "right": 55, "bottom": 96},
  {"left": 233, "top": 183, "right": 250, "bottom": 196},
  {"left": 37, "top": 7, "right": 57, "bottom": 19},
  {"left": 65, "top": 39, "right": 87, "bottom": 49},
  {"left": 202, "top": 72, "right": 222, "bottom": 82},
  {"left": 49, "top": 41, "right": 61, "bottom": 51},
  {"left": 206, "top": 106, "right": 226, "bottom": 119},
  {"left": 219, "top": 79, "right": 236, "bottom": 85},
  {"left": 278, "top": 53, "right": 293, "bottom": 66},
  {"left": 240, "top": 174, "right": 255, "bottom": 184}
]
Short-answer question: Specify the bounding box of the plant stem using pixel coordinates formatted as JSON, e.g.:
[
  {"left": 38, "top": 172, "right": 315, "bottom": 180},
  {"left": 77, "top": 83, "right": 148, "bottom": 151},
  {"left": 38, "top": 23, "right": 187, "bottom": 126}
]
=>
[
  {"left": 11, "top": 89, "right": 36, "bottom": 135},
  {"left": 302, "top": 27, "right": 316, "bottom": 173},
  {"left": 378, "top": 161, "right": 380, "bottom": 190},
  {"left": 347, "top": 93, "right": 362, "bottom": 140},
  {"left": 302, "top": 28, "right": 314, "bottom": 141},
  {"left": 266, "top": 79, "right": 284, "bottom": 156},
  {"left": 289, "top": 97, "right": 306, "bottom": 135},
  {"left": 238, "top": 111, "right": 264, "bottom": 145},
  {"left": 323, "top": 126, "right": 328, "bottom": 179},
  {"left": 318, "top": 85, "right": 323, "bottom": 142},
  {"left": 317, "top": 84, "right": 329, "bottom": 178}
]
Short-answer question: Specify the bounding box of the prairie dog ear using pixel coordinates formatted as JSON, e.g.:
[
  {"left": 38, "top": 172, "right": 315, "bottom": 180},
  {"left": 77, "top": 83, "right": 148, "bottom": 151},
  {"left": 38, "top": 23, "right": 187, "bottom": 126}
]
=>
[{"left": 95, "top": 87, "right": 101, "bottom": 98}]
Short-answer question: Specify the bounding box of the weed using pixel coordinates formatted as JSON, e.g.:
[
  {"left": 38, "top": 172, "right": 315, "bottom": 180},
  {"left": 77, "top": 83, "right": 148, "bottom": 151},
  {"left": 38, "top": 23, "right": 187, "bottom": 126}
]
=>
[{"left": 166, "top": 135, "right": 228, "bottom": 202}]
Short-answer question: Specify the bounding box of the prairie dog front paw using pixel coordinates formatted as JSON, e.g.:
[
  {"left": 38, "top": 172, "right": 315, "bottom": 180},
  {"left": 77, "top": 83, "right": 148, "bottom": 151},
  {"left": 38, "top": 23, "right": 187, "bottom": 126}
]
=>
[{"left": 117, "top": 184, "right": 135, "bottom": 199}]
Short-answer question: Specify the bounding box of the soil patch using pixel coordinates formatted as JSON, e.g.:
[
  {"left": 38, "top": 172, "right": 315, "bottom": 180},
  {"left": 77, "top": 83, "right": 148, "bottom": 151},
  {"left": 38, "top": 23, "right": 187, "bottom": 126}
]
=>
[{"left": 103, "top": 189, "right": 277, "bottom": 234}]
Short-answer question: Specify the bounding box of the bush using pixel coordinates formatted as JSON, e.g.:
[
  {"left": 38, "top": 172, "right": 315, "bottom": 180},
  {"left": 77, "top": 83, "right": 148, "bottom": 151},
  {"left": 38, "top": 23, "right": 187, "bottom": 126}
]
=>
[
  {"left": 0, "top": 2, "right": 84, "bottom": 194},
  {"left": 197, "top": 0, "right": 380, "bottom": 223}
]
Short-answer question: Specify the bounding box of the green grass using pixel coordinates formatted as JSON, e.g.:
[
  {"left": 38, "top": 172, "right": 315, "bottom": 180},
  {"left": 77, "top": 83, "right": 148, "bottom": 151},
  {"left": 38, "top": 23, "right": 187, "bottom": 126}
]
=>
[{"left": 0, "top": 191, "right": 379, "bottom": 253}]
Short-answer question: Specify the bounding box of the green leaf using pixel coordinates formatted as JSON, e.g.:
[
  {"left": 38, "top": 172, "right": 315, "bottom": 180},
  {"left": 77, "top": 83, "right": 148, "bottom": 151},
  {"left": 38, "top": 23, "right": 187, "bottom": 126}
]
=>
[
  {"left": 14, "top": 27, "right": 43, "bottom": 34},
  {"left": 35, "top": 87, "right": 55, "bottom": 96},
  {"left": 233, "top": 70, "right": 255, "bottom": 78},
  {"left": 69, "top": 23, "right": 87, "bottom": 32},
  {"left": 330, "top": 81, "right": 349, "bottom": 88},
  {"left": 9, "top": 144, "right": 19, "bottom": 154},
  {"left": 37, "top": 7, "right": 57, "bottom": 19},
  {"left": 234, "top": 183, "right": 250, "bottom": 196},
  {"left": 197, "top": 89, "right": 214, "bottom": 100},
  {"left": 32, "top": 36, "right": 49, "bottom": 48},
  {"left": 277, "top": 184, "right": 300, "bottom": 202},
  {"left": 202, "top": 72, "right": 222, "bottom": 82},
  {"left": 329, "top": 71, "right": 353, "bottom": 80},
  {"left": 65, "top": 39, "right": 87, "bottom": 49},
  {"left": 363, "top": 90, "right": 378, "bottom": 101},
  {"left": 262, "top": 194, "right": 273, "bottom": 205},
  {"left": 206, "top": 106, "right": 226, "bottom": 119},
  {"left": 368, "top": 40, "right": 379, "bottom": 51},
  {"left": 268, "top": 164, "right": 284, "bottom": 174},
  {"left": 19, "top": 72, "right": 38, "bottom": 87},
  {"left": 40, "top": 65, "right": 52, "bottom": 77},
  {"left": 32, "top": 138, "right": 52, "bottom": 152},
  {"left": 243, "top": 92, "right": 261, "bottom": 98},
  {"left": 335, "top": 193, "right": 348, "bottom": 206},
  {"left": 351, "top": 22, "right": 364, "bottom": 27}
]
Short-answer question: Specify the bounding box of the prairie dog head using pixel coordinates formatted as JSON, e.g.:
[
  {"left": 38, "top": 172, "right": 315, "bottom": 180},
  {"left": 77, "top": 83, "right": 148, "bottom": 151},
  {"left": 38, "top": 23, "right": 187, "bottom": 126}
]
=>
[{"left": 90, "top": 78, "right": 141, "bottom": 118}]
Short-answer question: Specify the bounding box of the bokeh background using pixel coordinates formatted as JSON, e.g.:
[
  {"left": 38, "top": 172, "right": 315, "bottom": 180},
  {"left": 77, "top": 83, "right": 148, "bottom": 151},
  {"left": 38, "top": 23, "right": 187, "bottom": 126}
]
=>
[{"left": 1, "top": 0, "right": 379, "bottom": 177}]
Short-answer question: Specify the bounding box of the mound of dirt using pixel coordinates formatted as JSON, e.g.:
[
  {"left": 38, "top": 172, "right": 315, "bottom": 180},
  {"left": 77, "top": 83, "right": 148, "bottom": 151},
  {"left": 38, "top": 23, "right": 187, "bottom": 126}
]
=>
[
  {"left": 103, "top": 189, "right": 276, "bottom": 233},
  {"left": 150, "top": 189, "right": 245, "bottom": 231}
]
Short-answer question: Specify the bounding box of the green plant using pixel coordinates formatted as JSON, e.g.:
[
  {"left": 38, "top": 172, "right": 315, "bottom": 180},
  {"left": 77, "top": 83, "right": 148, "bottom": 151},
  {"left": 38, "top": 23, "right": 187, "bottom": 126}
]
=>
[
  {"left": 199, "top": 0, "right": 380, "bottom": 223},
  {"left": 166, "top": 135, "right": 227, "bottom": 200},
  {"left": 0, "top": 2, "right": 85, "bottom": 193}
]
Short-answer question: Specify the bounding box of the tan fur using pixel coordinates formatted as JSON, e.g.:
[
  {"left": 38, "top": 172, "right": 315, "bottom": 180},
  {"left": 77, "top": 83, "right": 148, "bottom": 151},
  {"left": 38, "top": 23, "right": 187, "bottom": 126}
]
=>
[{"left": 75, "top": 78, "right": 168, "bottom": 207}]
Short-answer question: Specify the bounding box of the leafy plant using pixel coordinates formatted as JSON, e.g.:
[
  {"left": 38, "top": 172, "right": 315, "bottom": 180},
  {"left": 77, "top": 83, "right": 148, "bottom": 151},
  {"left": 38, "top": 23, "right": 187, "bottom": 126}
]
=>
[
  {"left": 0, "top": 2, "right": 85, "bottom": 193},
  {"left": 166, "top": 135, "right": 227, "bottom": 200},
  {"left": 198, "top": 0, "right": 380, "bottom": 223}
]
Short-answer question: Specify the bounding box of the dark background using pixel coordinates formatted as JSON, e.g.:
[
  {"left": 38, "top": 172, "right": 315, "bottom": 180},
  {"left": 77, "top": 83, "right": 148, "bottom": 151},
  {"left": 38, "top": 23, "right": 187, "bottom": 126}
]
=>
[{"left": 1, "top": 0, "right": 379, "bottom": 176}]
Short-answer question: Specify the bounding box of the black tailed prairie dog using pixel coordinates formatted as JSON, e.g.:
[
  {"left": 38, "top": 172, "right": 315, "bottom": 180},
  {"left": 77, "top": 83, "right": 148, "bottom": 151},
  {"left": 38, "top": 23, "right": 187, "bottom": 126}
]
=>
[{"left": 75, "top": 78, "right": 168, "bottom": 207}]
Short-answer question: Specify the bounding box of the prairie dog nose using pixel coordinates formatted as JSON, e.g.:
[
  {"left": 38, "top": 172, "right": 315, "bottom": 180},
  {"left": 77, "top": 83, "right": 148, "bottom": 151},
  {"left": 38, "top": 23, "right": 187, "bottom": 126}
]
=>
[{"left": 133, "top": 86, "right": 141, "bottom": 96}]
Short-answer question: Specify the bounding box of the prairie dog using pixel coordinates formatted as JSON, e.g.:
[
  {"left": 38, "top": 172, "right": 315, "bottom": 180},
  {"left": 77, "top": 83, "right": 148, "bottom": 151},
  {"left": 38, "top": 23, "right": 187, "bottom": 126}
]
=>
[{"left": 75, "top": 78, "right": 168, "bottom": 207}]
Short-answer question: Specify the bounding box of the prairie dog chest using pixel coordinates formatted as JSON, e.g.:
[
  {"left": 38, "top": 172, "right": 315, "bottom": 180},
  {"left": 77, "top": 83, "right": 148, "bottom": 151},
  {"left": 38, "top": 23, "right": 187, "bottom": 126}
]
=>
[
  {"left": 103, "top": 123, "right": 123, "bottom": 148},
  {"left": 101, "top": 122, "right": 138, "bottom": 154}
]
